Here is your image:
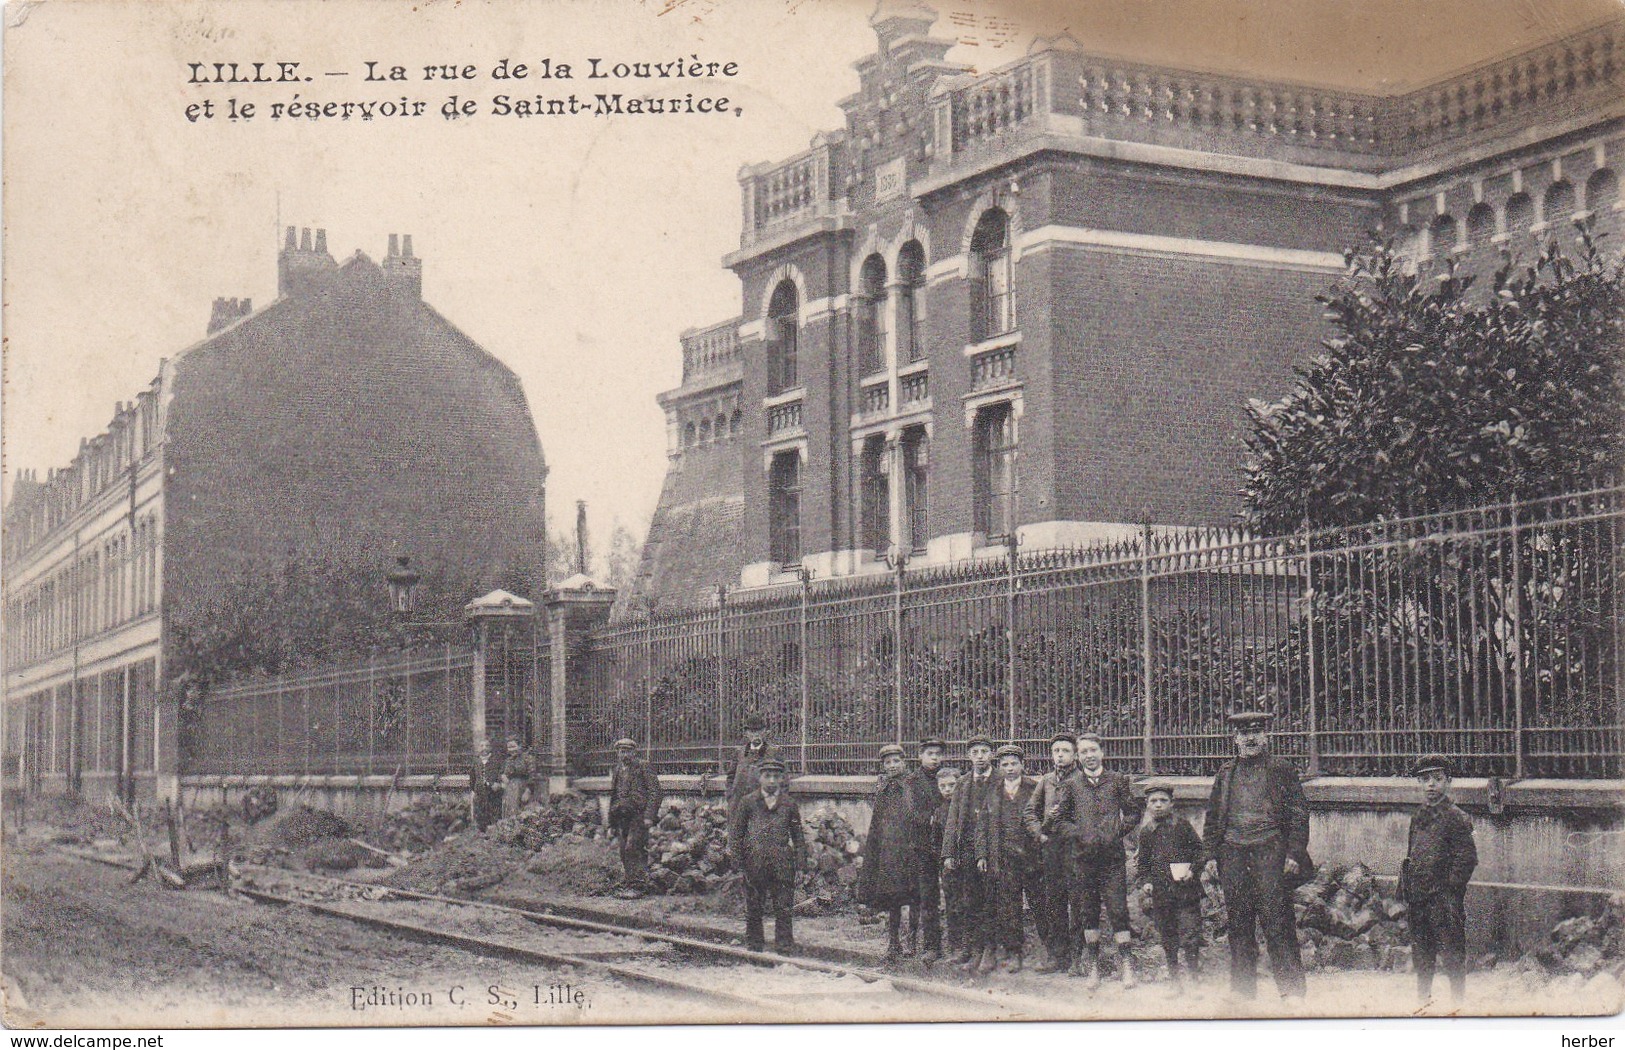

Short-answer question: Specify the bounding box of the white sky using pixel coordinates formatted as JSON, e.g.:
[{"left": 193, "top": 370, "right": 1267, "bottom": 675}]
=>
[{"left": 4, "top": 0, "right": 1608, "bottom": 555}]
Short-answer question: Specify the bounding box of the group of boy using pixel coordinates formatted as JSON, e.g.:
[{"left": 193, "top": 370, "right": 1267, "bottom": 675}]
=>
[{"left": 609, "top": 709, "right": 1479, "bottom": 1005}]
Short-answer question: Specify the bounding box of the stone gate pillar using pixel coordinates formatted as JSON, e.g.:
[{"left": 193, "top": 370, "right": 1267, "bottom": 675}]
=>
[
  {"left": 464, "top": 589, "right": 536, "bottom": 760},
  {"left": 543, "top": 574, "right": 616, "bottom": 793}
]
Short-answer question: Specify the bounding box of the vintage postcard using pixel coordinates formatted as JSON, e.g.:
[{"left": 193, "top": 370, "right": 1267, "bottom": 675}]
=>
[{"left": 3, "top": 0, "right": 1623, "bottom": 1033}]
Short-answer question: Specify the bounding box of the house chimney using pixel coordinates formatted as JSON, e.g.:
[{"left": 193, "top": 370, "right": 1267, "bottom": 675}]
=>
[
  {"left": 278, "top": 222, "right": 337, "bottom": 297},
  {"left": 381, "top": 231, "right": 423, "bottom": 299},
  {"left": 207, "top": 296, "right": 253, "bottom": 334},
  {"left": 575, "top": 500, "right": 588, "bottom": 576}
]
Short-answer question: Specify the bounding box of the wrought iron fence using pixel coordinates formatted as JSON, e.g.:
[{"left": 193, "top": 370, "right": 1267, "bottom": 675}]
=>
[
  {"left": 189, "top": 644, "right": 476, "bottom": 777},
  {"left": 581, "top": 486, "right": 1622, "bottom": 779}
]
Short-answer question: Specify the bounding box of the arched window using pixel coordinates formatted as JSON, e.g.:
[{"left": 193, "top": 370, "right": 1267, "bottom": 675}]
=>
[
  {"left": 1429, "top": 213, "right": 1459, "bottom": 259},
  {"left": 969, "top": 209, "right": 1013, "bottom": 343},
  {"left": 1585, "top": 168, "right": 1618, "bottom": 241},
  {"left": 767, "top": 281, "right": 799, "bottom": 395},
  {"left": 1543, "top": 180, "right": 1577, "bottom": 228},
  {"left": 896, "top": 241, "right": 925, "bottom": 364},
  {"left": 901, "top": 425, "right": 928, "bottom": 551},
  {"left": 856, "top": 255, "right": 887, "bottom": 377},
  {"left": 1504, "top": 192, "right": 1534, "bottom": 238},
  {"left": 1466, "top": 203, "right": 1496, "bottom": 251}
]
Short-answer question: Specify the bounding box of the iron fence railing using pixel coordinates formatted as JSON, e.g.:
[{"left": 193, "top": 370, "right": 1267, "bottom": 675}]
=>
[
  {"left": 581, "top": 487, "right": 1622, "bottom": 779},
  {"left": 190, "top": 645, "right": 477, "bottom": 777}
]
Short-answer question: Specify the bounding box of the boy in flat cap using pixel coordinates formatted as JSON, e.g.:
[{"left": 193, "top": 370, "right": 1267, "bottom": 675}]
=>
[
  {"left": 978, "top": 744, "right": 1039, "bottom": 973},
  {"left": 469, "top": 739, "right": 501, "bottom": 832},
  {"left": 942, "top": 735, "right": 998, "bottom": 971},
  {"left": 1202, "top": 710, "right": 1311, "bottom": 1001},
  {"left": 1024, "top": 730, "right": 1083, "bottom": 972},
  {"left": 609, "top": 737, "right": 664, "bottom": 899},
  {"left": 1136, "top": 780, "right": 1204, "bottom": 987},
  {"left": 906, "top": 738, "right": 950, "bottom": 962},
  {"left": 859, "top": 743, "right": 921, "bottom": 962},
  {"left": 500, "top": 738, "right": 537, "bottom": 820},
  {"left": 1400, "top": 754, "right": 1477, "bottom": 1004},
  {"left": 728, "top": 757, "right": 805, "bottom": 952},
  {"left": 1051, "top": 732, "right": 1143, "bottom": 988}
]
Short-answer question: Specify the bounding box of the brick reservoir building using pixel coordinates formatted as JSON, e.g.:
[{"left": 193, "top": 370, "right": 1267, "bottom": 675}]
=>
[
  {"left": 2, "top": 229, "right": 549, "bottom": 801},
  {"left": 630, "top": 2, "right": 1624, "bottom": 610}
]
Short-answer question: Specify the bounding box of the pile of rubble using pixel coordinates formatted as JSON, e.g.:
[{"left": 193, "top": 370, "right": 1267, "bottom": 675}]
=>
[
  {"left": 356, "top": 796, "right": 471, "bottom": 853},
  {"left": 1289, "top": 863, "right": 1413, "bottom": 971},
  {"left": 1528, "top": 896, "right": 1625, "bottom": 977},
  {"left": 489, "top": 793, "right": 607, "bottom": 851}
]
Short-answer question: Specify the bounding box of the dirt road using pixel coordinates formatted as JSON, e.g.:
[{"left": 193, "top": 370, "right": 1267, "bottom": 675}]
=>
[{"left": 1, "top": 844, "right": 669, "bottom": 1028}]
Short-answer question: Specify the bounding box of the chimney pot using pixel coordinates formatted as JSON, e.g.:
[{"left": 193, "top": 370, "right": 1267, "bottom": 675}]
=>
[
  {"left": 242, "top": 298, "right": 251, "bottom": 313},
  {"left": 315, "top": 229, "right": 327, "bottom": 254},
  {"left": 300, "top": 228, "right": 312, "bottom": 251},
  {"left": 402, "top": 234, "right": 414, "bottom": 258},
  {"left": 285, "top": 226, "right": 297, "bottom": 249},
  {"left": 388, "top": 233, "right": 399, "bottom": 258}
]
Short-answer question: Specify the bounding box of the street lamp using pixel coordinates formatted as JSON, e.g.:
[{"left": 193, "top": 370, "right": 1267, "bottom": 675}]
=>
[{"left": 386, "top": 555, "right": 421, "bottom": 617}]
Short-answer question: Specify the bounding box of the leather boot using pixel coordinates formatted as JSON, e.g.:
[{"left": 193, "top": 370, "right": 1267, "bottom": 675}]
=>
[
  {"left": 975, "top": 946, "right": 998, "bottom": 975},
  {"left": 1084, "top": 955, "right": 1101, "bottom": 991},
  {"left": 1005, "top": 950, "right": 1024, "bottom": 974},
  {"left": 1034, "top": 946, "right": 1064, "bottom": 975},
  {"left": 904, "top": 928, "right": 918, "bottom": 958},
  {"left": 954, "top": 946, "right": 974, "bottom": 966}
]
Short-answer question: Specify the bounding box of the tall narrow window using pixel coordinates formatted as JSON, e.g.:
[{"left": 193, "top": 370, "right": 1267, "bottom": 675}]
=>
[
  {"left": 767, "top": 281, "right": 799, "bottom": 395},
  {"left": 973, "top": 403, "right": 1017, "bottom": 541},
  {"left": 969, "top": 209, "right": 1013, "bottom": 343},
  {"left": 896, "top": 241, "right": 925, "bottom": 364},
  {"left": 859, "top": 435, "right": 889, "bottom": 554},
  {"left": 856, "top": 255, "right": 887, "bottom": 377},
  {"left": 769, "top": 451, "right": 802, "bottom": 567},
  {"left": 901, "top": 425, "right": 928, "bottom": 551}
]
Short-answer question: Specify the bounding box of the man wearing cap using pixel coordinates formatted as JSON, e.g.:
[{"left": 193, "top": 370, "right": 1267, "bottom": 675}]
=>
[
  {"left": 905, "top": 738, "right": 950, "bottom": 962},
  {"left": 725, "top": 713, "right": 783, "bottom": 817},
  {"left": 858, "top": 743, "right": 920, "bottom": 962},
  {"left": 1051, "top": 732, "right": 1143, "bottom": 988},
  {"left": 609, "top": 737, "right": 664, "bottom": 900},
  {"left": 500, "top": 738, "right": 537, "bottom": 820},
  {"left": 1400, "top": 754, "right": 1477, "bottom": 1004},
  {"left": 941, "top": 735, "right": 997, "bottom": 971},
  {"left": 978, "top": 743, "right": 1039, "bottom": 973},
  {"left": 727, "top": 757, "right": 805, "bottom": 952},
  {"left": 1024, "top": 730, "right": 1083, "bottom": 973},
  {"left": 1202, "top": 710, "right": 1312, "bottom": 1001},
  {"left": 468, "top": 739, "right": 501, "bottom": 832}
]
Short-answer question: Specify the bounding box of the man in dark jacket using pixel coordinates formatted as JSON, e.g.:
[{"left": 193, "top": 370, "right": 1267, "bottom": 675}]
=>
[
  {"left": 1137, "top": 780, "right": 1205, "bottom": 986},
  {"left": 1401, "top": 754, "right": 1478, "bottom": 1004},
  {"left": 725, "top": 713, "right": 783, "bottom": 817},
  {"left": 1051, "top": 732, "right": 1142, "bottom": 988},
  {"left": 904, "top": 737, "right": 949, "bottom": 962},
  {"left": 1202, "top": 710, "right": 1311, "bottom": 1000},
  {"left": 728, "top": 758, "right": 805, "bottom": 952},
  {"left": 859, "top": 743, "right": 919, "bottom": 962},
  {"left": 978, "top": 744, "right": 1039, "bottom": 973},
  {"left": 609, "top": 737, "right": 664, "bottom": 899},
  {"left": 468, "top": 740, "right": 501, "bottom": 832},
  {"left": 500, "top": 738, "right": 536, "bottom": 820},
  {"left": 941, "top": 734, "right": 997, "bottom": 971},
  {"left": 1024, "top": 730, "right": 1082, "bottom": 973}
]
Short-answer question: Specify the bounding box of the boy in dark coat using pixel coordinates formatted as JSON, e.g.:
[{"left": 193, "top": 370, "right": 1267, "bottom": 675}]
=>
[
  {"left": 1136, "top": 780, "right": 1204, "bottom": 986},
  {"left": 1400, "top": 754, "right": 1478, "bottom": 1004},
  {"left": 725, "top": 713, "right": 783, "bottom": 817},
  {"left": 1051, "top": 732, "right": 1143, "bottom": 988},
  {"left": 859, "top": 743, "right": 920, "bottom": 961},
  {"left": 1024, "top": 730, "right": 1082, "bottom": 972},
  {"left": 942, "top": 734, "right": 997, "bottom": 971},
  {"left": 931, "top": 765, "right": 962, "bottom": 962},
  {"left": 978, "top": 744, "right": 1039, "bottom": 973},
  {"left": 904, "top": 738, "right": 949, "bottom": 961},
  {"left": 727, "top": 758, "right": 805, "bottom": 952},
  {"left": 468, "top": 740, "right": 501, "bottom": 832}
]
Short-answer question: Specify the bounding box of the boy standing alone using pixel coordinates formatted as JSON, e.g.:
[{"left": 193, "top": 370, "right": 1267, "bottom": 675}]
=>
[
  {"left": 728, "top": 758, "right": 805, "bottom": 952},
  {"left": 1136, "top": 780, "right": 1205, "bottom": 987},
  {"left": 1400, "top": 754, "right": 1477, "bottom": 1005}
]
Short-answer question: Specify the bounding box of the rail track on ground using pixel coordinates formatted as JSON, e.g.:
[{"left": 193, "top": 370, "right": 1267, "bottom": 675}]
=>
[{"left": 49, "top": 845, "right": 1052, "bottom": 1020}]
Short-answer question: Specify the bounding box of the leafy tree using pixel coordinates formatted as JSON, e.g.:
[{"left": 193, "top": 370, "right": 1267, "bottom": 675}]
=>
[{"left": 1244, "top": 232, "right": 1623, "bottom": 532}]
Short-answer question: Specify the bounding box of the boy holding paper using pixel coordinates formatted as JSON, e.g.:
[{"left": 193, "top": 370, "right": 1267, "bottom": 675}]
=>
[{"left": 1137, "top": 780, "right": 1205, "bottom": 986}]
